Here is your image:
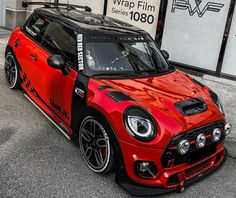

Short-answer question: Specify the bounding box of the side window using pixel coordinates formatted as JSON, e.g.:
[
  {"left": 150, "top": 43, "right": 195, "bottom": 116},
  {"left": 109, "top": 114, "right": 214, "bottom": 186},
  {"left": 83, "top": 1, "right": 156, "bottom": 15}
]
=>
[
  {"left": 24, "top": 15, "right": 49, "bottom": 43},
  {"left": 41, "top": 21, "right": 77, "bottom": 68}
]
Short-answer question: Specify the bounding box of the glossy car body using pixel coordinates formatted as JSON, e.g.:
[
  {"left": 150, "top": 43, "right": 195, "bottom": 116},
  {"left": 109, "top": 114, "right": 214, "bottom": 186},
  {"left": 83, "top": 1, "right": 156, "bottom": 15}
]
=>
[{"left": 4, "top": 2, "right": 231, "bottom": 196}]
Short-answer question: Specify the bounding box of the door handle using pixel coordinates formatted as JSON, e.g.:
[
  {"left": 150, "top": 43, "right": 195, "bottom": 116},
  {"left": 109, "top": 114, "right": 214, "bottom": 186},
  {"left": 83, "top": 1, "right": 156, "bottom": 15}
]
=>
[{"left": 30, "top": 54, "right": 38, "bottom": 61}]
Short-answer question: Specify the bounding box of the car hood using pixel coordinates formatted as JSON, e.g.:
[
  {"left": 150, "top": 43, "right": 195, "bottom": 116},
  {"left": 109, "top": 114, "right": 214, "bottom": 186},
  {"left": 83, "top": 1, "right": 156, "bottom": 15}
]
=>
[
  {"left": 100, "top": 70, "right": 207, "bottom": 106},
  {"left": 90, "top": 70, "right": 224, "bottom": 148},
  {"left": 98, "top": 70, "right": 223, "bottom": 133}
]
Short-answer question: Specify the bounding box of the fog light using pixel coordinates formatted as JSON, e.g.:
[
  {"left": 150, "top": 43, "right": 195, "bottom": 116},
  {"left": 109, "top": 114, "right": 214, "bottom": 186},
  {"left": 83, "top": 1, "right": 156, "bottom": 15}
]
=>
[
  {"left": 225, "top": 123, "right": 232, "bottom": 136},
  {"left": 177, "top": 140, "right": 190, "bottom": 155},
  {"left": 135, "top": 161, "right": 158, "bottom": 178},
  {"left": 196, "top": 133, "right": 206, "bottom": 148},
  {"left": 212, "top": 128, "right": 221, "bottom": 142}
]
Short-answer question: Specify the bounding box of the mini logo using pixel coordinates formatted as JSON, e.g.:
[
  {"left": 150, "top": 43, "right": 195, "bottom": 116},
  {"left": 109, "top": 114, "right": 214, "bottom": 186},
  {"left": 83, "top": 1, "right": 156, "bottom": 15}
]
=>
[{"left": 171, "top": 0, "right": 224, "bottom": 17}]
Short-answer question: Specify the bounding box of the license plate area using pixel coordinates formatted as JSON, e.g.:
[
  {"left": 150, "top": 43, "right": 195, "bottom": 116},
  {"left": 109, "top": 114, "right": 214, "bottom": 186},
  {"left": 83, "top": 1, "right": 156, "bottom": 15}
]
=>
[{"left": 188, "top": 143, "right": 217, "bottom": 164}]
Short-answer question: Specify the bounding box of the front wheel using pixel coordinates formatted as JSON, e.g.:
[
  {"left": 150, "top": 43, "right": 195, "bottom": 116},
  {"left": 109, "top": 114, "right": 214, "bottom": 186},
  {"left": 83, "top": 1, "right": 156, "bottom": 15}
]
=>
[
  {"left": 4, "top": 51, "right": 21, "bottom": 89},
  {"left": 79, "top": 116, "right": 115, "bottom": 173}
]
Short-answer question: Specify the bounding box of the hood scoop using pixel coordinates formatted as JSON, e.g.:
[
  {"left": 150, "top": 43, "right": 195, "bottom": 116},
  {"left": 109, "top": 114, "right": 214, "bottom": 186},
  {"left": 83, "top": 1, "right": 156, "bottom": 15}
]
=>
[{"left": 175, "top": 98, "right": 207, "bottom": 116}]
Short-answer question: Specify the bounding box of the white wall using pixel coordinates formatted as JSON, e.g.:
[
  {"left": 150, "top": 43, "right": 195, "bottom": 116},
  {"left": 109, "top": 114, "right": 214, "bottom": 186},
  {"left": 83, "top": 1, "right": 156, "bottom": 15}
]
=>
[
  {"left": 0, "top": 0, "right": 6, "bottom": 26},
  {"left": 161, "top": 0, "right": 231, "bottom": 71}
]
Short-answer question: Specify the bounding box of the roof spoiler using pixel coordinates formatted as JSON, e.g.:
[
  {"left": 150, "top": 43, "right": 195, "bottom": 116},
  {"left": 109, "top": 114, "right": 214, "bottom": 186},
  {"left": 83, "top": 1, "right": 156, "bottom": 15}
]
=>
[{"left": 22, "top": 0, "right": 92, "bottom": 12}]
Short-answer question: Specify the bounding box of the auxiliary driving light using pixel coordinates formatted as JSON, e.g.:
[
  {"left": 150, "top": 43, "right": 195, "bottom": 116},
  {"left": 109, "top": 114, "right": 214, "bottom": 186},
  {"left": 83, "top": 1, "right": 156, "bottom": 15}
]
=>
[
  {"left": 212, "top": 128, "right": 221, "bottom": 142},
  {"left": 196, "top": 133, "right": 206, "bottom": 148},
  {"left": 177, "top": 140, "right": 190, "bottom": 155},
  {"left": 136, "top": 161, "right": 158, "bottom": 178},
  {"left": 225, "top": 123, "right": 232, "bottom": 136}
]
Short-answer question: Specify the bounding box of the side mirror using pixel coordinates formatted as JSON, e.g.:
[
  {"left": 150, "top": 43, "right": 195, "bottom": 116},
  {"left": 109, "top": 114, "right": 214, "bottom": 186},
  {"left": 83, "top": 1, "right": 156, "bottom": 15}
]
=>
[
  {"left": 47, "top": 55, "right": 70, "bottom": 75},
  {"left": 161, "top": 50, "right": 169, "bottom": 60}
]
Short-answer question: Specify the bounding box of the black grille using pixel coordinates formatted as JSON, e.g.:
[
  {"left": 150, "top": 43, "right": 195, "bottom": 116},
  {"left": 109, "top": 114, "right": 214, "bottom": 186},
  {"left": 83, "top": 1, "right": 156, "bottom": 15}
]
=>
[
  {"left": 106, "top": 91, "right": 133, "bottom": 102},
  {"left": 175, "top": 98, "right": 207, "bottom": 116},
  {"left": 161, "top": 121, "right": 225, "bottom": 167}
]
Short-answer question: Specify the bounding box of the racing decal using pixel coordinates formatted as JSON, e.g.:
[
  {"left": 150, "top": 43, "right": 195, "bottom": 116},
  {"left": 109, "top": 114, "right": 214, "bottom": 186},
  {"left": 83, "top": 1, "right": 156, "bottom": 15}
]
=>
[
  {"left": 50, "top": 98, "right": 70, "bottom": 120},
  {"left": 171, "top": 0, "right": 224, "bottom": 17},
  {"left": 77, "top": 34, "right": 84, "bottom": 71}
]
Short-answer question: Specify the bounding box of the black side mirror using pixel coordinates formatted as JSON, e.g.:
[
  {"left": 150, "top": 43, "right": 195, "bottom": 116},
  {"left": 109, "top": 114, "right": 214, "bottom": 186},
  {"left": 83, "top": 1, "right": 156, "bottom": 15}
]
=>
[
  {"left": 47, "top": 55, "right": 70, "bottom": 75},
  {"left": 161, "top": 50, "right": 169, "bottom": 60}
]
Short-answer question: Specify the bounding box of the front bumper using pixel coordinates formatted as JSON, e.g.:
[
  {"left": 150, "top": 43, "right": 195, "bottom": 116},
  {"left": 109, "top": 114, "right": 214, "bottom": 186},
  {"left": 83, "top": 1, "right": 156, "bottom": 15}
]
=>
[{"left": 115, "top": 140, "right": 227, "bottom": 196}]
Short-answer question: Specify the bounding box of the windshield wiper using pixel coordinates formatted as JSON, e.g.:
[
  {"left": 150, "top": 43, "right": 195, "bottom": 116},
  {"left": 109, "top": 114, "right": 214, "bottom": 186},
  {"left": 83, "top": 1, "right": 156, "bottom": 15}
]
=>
[{"left": 92, "top": 72, "right": 140, "bottom": 78}]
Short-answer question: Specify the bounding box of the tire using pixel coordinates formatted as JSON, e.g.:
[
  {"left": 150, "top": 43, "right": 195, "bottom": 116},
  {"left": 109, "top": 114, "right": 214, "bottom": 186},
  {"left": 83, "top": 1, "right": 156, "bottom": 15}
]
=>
[
  {"left": 4, "top": 50, "right": 21, "bottom": 89},
  {"left": 79, "top": 116, "right": 115, "bottom": 173}
]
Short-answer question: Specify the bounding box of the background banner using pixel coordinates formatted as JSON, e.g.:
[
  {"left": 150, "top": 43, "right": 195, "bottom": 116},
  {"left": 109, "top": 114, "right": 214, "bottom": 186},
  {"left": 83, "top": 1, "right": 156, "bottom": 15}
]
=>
[{"left": 106, "top": 0, "right": 161, "bottom": 38}]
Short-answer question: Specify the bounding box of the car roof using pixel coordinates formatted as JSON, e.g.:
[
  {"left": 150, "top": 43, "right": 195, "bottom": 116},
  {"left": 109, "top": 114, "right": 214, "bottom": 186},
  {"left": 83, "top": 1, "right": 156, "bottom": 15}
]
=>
[{"left": 35, "top": 7, "right": 147, "bottom": 35}]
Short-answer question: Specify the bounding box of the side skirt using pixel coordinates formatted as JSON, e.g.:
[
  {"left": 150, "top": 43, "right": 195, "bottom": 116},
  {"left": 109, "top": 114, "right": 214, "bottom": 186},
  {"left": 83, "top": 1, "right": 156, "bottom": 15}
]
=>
[{"left": 24, "top": 93, "right": 71, "bottom": 140}]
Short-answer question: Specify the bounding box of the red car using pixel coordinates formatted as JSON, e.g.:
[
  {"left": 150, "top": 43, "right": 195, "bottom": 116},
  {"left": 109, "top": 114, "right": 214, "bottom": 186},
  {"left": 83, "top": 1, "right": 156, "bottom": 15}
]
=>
[{"left": 4, "top": 1, "right": 232, "bottom": 196}]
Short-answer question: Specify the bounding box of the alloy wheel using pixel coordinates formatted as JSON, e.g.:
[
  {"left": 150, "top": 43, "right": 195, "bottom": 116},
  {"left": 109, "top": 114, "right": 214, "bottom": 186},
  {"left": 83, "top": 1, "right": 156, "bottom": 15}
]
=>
[
  {"left": 79, "top": 117, "right": 111, "bottom": 172},
  {"left": 4, "top": 52, "right": 18, "bottom": 88}
]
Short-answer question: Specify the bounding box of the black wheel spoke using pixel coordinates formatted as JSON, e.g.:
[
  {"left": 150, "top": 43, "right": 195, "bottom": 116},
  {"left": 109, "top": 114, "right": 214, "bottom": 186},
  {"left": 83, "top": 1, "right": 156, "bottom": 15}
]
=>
[
  {"left": 6, "top": 73, "right": 10, "bottom": 80},
  {"left": 85, "top": 146, "right": 93, "bottom": 160},
  {"left": 81, "top": 129, "right": 91, "bottom": 142},
  {"left": 5, "top": 60, "right": 11, "bottom": 69},
  {"left": 96, "top": 138, "right": 107, "bottom": 148},
  {"left": 94, "top": 149, "right": 103, "bottom": 166},
  {"left": 90, "top": 121, "right": 96, "bottom": 138},
  {"left": 11, "top": 67, "right": 16, "bottom": 73}
]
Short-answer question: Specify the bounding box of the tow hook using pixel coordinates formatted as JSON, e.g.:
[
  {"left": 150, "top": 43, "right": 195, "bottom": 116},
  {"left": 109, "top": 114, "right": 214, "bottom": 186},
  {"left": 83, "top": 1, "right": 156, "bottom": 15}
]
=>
[{"left": 177, "top": 173, "right": 185, "bottom": 193}]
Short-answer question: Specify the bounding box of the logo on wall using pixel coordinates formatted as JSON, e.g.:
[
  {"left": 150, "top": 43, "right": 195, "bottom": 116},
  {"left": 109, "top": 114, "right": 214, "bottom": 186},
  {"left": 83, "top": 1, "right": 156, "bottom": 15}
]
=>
[{"left": 171, "top": 0, "right": 224, "bottom": 17}]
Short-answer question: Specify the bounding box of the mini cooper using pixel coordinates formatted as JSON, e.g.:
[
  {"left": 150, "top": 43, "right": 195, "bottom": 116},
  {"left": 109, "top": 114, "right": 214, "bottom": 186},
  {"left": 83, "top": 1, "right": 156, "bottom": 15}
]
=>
[{"left": 4, "top": 1, "right": 232, "bottom": 196}]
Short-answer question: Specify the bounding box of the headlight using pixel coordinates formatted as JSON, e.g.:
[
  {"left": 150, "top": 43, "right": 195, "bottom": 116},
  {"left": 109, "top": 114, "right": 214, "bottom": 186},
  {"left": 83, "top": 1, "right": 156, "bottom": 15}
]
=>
[
  {"left": 124, "top": 107, "right": 156, "bottom": 142},
  {"left": 209, "top": 89, "right": 225, "bottom": 115},
  {"left": 177, "top": 140, "right": 190, "bottom": 155}
]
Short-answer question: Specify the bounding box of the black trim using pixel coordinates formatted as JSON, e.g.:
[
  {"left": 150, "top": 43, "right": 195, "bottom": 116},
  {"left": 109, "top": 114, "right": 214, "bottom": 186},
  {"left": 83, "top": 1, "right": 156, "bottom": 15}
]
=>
[
  {"left": 216, "top": 0, "right": 236, "bottom": 76},
  {"left": 98, "top": 85, "right": 113, "bottom": 91},
  {"left": 106, "top": 91, "right": 133, "bottom": 102},
  {"left": 70, "top": 74, "right": 89, "bottom": 135}
]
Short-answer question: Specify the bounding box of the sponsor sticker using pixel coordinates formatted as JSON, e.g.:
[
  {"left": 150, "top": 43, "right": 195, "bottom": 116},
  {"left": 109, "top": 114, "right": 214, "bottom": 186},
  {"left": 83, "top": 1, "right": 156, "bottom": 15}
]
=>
[{"left": 77, "top": 34, "right": 84, "bottom": 71}]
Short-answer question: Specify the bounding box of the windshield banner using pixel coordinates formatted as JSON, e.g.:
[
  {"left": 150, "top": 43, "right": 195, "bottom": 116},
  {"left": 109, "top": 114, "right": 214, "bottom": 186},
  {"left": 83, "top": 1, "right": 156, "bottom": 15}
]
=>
[{"left": 106, "top": 0, "right": 161, "bottom": 38}]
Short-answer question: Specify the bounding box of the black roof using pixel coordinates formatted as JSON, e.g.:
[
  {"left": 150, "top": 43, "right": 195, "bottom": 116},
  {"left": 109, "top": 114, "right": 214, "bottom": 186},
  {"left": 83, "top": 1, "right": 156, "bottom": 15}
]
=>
[{"left": 35, "top": 7, "right": 146, "bottom": 35}]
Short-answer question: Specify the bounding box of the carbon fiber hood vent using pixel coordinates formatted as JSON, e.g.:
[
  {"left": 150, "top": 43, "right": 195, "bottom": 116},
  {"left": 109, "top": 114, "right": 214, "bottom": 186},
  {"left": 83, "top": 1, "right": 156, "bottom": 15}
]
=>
[
  {"left": 175, "top": 98, "right": 207, "bottom": 116},
  {"left": 106, "top": 91, "right": 133, "bottom": 102}
]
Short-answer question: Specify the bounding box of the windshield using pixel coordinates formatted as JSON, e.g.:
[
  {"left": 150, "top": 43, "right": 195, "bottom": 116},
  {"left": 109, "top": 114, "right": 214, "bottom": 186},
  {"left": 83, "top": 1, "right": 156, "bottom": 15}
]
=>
[{"left": 85, "top": 35, "right": 173, "bottom": 78}]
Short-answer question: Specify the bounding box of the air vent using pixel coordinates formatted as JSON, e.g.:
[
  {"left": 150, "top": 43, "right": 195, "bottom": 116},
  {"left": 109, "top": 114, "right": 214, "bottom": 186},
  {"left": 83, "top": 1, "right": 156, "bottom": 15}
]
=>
[
  {"left": 106, "top": 91, "right": 133, "bottom": 102},
  {"left": 175, "top": 98, "right": 207, "bottom": 116},
  {"left": 98, "top": 85, "right": 113, "bottom": 91}
]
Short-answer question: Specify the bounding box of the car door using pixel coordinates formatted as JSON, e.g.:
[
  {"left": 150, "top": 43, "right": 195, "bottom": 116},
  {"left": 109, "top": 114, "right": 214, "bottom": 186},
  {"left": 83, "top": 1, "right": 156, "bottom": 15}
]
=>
[
  {"left": 32, "top": 19, "right": 79, "bottom": 127},
  {"left": 19, "top": 14, "right": 79, "bottom": 127}
]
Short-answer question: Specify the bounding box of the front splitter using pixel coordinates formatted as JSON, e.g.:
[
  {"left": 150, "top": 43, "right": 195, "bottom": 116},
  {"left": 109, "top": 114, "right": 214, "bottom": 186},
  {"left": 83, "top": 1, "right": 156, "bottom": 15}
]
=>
[{"left": 115, "top": 149, "right": 227, "bottom": 196}]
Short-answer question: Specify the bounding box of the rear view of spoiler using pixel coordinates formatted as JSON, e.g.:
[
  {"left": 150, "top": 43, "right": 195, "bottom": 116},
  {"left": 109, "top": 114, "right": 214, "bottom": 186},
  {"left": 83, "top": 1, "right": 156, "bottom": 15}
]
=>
[{"left": 22, "top": 0, "right": 92, "bottom": 12}]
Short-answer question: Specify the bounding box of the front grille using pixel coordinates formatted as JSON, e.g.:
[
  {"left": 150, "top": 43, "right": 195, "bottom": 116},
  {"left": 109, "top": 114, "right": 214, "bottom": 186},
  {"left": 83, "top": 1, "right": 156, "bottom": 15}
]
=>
[
  {"left": 185, "top": 159, "right": 211, "bottom": 178},
  {"left": 161, "top": 121, "right": 225, "bottom": 168}
]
